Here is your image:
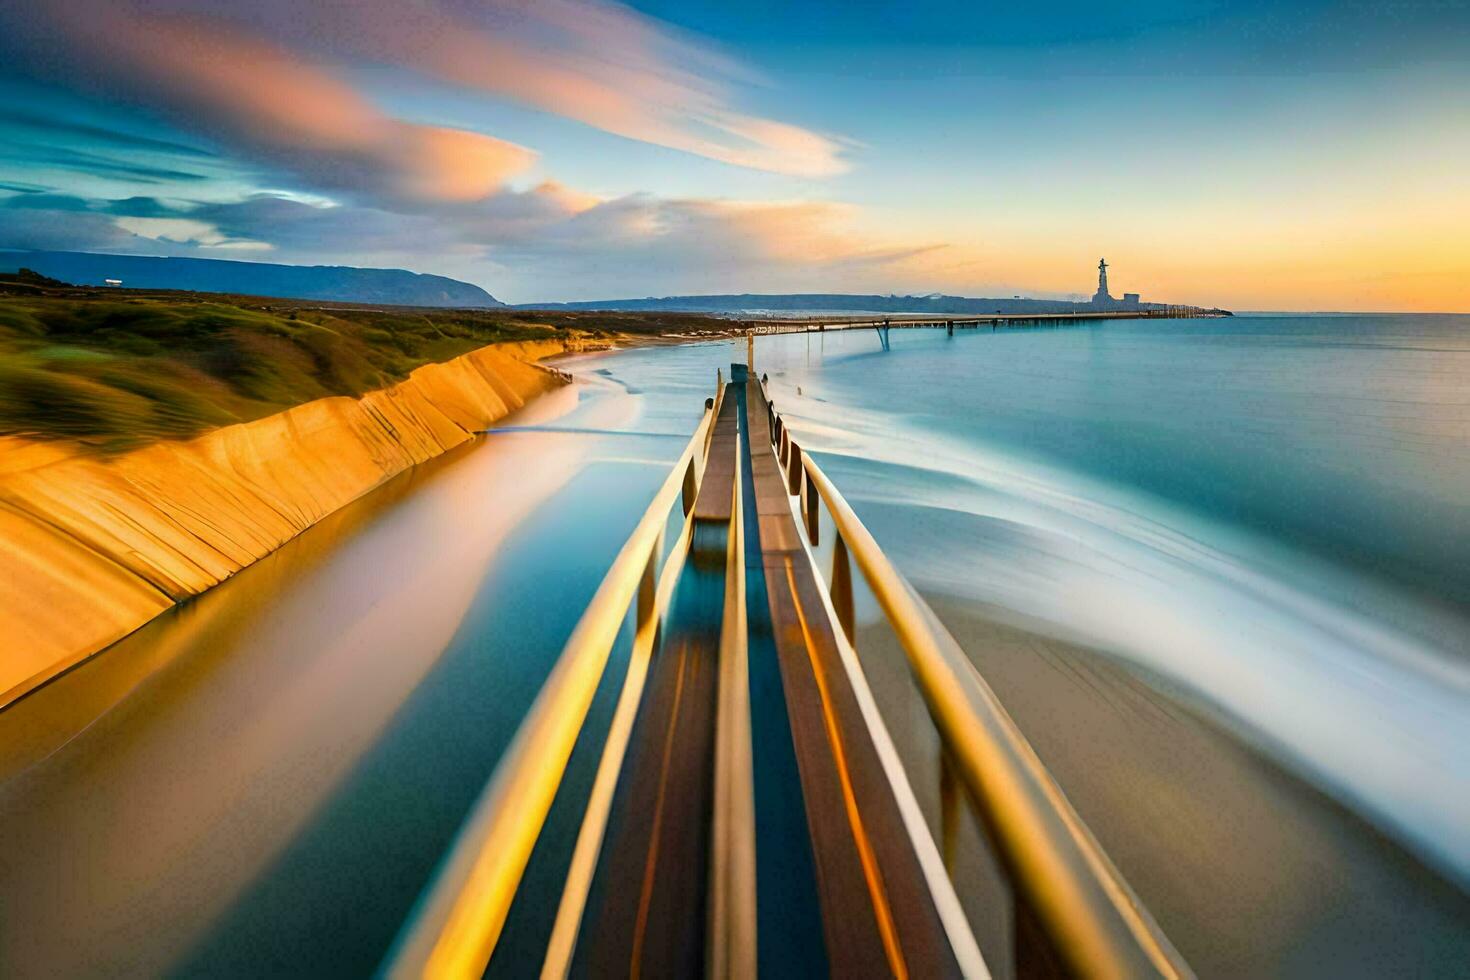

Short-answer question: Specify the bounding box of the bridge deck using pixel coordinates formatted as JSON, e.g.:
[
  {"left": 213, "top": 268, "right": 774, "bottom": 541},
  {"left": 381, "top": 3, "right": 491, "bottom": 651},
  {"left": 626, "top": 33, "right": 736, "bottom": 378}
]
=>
[
  {"left": 558, "top": 377, "right": 963, "bottom": 976},
  {"left": 572, "top": 394, "right": 739, "bottom": 974},
  {"left": 390, "top": 364, "right": 1183, "bottom": 979},
  {"left": 743, "top": 377, "right": 962, "bottom": 977},
  {"left": 735, "top": 308, "right": 1227, "bottom": 349}
]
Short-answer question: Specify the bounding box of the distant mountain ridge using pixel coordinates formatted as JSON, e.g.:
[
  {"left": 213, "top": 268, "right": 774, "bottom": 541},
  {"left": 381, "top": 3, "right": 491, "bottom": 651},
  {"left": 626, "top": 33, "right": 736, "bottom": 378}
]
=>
[
  {"left": 518, "top": 292, "right": 1215, "bottom": 315},
  {"left": 0, "top": 250, "right": 503, "bottom": 308}
]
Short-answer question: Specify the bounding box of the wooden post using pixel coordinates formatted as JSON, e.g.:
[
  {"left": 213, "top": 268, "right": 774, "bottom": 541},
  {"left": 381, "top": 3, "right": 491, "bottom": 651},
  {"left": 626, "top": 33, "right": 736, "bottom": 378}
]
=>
[
  {"left": 637, "top": 528, "right": 662, "bottom": 629},
  {"left": 1014, "top": 894, "right": 1068, "bottom": 979},
  {"left": 939, "top": 748, "right": 959, "bottom": 874},
  {"left": 681, "top": 457, "right": 698, "bottom": 516},
  {"left": 802, "top": 469, "right": 819, "bottom": 545},
  {"left": 830, "top": 534, "right": 854, "bottom": 645}
]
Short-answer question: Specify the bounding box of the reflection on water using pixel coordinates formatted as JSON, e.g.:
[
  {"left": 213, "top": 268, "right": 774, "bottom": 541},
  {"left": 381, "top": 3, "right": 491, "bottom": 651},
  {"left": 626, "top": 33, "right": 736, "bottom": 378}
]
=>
[
  {"left": 0, "top": 378, "right": 697, "bottom": 976},
  {"left": 179, "top": 458, "right": 668, "bottom": 975}
]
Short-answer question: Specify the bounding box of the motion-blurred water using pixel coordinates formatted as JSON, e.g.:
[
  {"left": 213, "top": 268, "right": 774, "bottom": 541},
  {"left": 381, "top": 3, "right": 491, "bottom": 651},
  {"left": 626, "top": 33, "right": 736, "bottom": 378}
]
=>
[
  {"left": 600, "top": 316, "right": 1470, "bottom": 892},
  {"left": 1, "top": 318, "right": 1462, "bottom": 976},
  {"left": 792, "top": 316, "right": 1470, "bottom": 882}
]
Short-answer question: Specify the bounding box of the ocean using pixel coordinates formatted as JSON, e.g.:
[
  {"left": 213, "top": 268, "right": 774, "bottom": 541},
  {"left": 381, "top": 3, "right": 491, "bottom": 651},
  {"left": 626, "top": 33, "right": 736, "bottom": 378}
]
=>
[
  {"left": 582, "top": 314, "right": 1470, "bottom": 974},
  {"left": 1, "top": 314, "right": 1464, "bottom": 976}
]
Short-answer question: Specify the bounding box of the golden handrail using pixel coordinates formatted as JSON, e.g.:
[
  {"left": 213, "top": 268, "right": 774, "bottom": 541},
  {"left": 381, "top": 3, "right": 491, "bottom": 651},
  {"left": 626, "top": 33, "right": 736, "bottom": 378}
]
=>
[
  {"left": 792, "top": 436, "right": 1190, "bottom": 979},
  {"left": 707, "top": 432, "right": 756, "bottom": 979},
  {"left": 385, "top": 404, "right": 716, "bottom": 980}
]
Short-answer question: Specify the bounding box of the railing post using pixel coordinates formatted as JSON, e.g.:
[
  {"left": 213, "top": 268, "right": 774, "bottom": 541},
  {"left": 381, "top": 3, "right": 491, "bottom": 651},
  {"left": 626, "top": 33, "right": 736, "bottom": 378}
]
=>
[
  {"left": 939, "top": 747, "right": 959, "bottom": 874},
  {"left": 783, "top": 451, "right": 1190, "bottom": 979},
  {"left": 681, "top": 457, "right": 698, "bottom": 516},
  {"left": 830, "top": 533, "right": 854, "bottom": 645},
  {"left": 637, "top": 529, "right": 662, "bottom": 631},
  {"left": 802, "top": 468, "right": 819, "bottom": 545},
  {"left": 1015, "top": 894, "right": 1068, "bottom": 978},
  {"left": 787, "top": 442, "right": 802, "bottom": 496}
]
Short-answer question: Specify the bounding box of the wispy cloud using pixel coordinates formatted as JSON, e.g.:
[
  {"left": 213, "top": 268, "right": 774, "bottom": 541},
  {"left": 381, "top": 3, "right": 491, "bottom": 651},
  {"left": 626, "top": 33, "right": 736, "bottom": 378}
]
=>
[
  {"left": 0, "top": 143, "right": 212, "bottom": 184},
  {"left": 3, "top": 4, "right": 537, "bottom": 203},
  {"left": 0, "top": 207, "right": 175, "bottom": 254},
  {"left": 0, "top": 108, "right": 216, "bottom": 158},
  {"left": 2, "top": 0, "right": 848, "bottom": 204},
  {"left": 182, "top": 0, "right": 849, "bottom": 177},
  {"left": 0, "top": 189, "right": 958, "bottom": 301},
  {"left": 113, "top": 216, "right": 271, "bottom": 250},
  {"left": 0, "top": 0, "right": 876, "bottom": 296}
]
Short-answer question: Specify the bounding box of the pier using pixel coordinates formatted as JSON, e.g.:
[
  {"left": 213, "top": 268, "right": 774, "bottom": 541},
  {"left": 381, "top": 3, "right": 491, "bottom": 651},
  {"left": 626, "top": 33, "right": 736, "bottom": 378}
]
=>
[
  {"left": 738, "top": 309, "right": 1230, "bottom": 351},
  {"left": 386, "top": 366, "right": 1190, "bottom": 979}
]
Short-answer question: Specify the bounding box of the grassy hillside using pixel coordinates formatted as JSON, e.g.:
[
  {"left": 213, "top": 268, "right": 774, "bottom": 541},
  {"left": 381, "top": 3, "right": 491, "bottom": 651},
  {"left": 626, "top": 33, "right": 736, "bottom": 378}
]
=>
[
  {"left": 0, "top": 287, "right": 718, "bottom": 450},
  {"left": 0, "top": 297, "right": 543, "bottom": 449}
]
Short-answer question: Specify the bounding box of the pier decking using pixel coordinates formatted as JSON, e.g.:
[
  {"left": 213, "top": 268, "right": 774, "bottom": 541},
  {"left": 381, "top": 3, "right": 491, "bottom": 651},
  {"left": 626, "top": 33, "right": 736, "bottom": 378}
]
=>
[
  {"left": 744, "top": 309, "right": 1230, "bottom": 351},
  {"left": 385, "top": 366, "right": 1191, "bottom": 979}
]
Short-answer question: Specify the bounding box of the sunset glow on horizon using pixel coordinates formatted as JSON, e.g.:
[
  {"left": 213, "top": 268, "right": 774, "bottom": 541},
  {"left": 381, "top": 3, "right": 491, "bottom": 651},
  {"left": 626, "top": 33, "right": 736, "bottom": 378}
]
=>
[{"left": 1, "top": 0, "right": 1467, "bottom": 310}]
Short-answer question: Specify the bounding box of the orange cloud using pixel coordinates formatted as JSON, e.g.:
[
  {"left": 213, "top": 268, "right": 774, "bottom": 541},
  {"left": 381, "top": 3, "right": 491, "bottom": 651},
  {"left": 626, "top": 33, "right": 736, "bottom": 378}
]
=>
[
  {"left": 443, "top": 193, "right": 952, "bottom": 298},
  {"left": 25, "top": 5, "right": 536, "bottom": 203},
  {"left": 388, "top": 6, "right": 850, "bottom": 177},
  {"left": 39, "top": 0, "right": 848, "bottom": 180},
  {"left": 392, "top": 126, "right": 535, "bottom": 202}
]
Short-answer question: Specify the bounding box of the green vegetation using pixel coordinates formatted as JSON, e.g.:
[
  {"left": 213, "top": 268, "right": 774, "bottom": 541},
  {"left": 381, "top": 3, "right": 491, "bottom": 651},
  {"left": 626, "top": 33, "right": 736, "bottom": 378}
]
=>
[
  {"left": 0, "top": 293, "right": 575, "bottom": 450},
  {"left": 0, "top": 282, "right": 728, "bottom": 449}
]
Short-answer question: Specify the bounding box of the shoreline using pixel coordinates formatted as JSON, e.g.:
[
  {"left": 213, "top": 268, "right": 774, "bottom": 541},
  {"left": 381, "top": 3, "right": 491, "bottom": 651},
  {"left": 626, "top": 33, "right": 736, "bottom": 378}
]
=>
[
  {"left": 0, "top": 339, "right": 573, "bottom": 710},
  {"left": 854, "top": 594, "right": 1470, "bottom": 976},
  {"left": 0, "top": 379, "right": 637, "bottom": 977}
]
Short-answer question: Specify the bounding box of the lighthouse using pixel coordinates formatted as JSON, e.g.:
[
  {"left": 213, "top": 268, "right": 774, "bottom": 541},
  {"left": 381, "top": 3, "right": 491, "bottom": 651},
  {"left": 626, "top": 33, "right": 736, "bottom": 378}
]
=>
[{"left": 1093, "top": 258, "right": 1113, "bottom": 305}]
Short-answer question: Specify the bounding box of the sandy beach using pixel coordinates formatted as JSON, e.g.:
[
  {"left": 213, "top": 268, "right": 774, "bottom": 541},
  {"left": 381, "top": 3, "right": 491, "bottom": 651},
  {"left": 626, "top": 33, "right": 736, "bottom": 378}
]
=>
[{"left": 856, "top": 595, "right": 1470, "bottom": 977}]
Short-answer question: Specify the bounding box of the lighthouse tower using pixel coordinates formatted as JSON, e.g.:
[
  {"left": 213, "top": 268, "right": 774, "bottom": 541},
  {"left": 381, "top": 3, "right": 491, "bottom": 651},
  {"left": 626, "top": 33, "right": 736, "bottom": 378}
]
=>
[{"left": 1093, "top": 258, "right": 1113, "bottom": 305}]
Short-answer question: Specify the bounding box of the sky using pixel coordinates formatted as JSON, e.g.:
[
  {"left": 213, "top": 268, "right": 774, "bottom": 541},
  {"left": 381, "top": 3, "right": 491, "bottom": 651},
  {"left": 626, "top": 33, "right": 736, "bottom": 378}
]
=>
[{"left": 0, "top": 0, "right": 1466, "bottom": 309}]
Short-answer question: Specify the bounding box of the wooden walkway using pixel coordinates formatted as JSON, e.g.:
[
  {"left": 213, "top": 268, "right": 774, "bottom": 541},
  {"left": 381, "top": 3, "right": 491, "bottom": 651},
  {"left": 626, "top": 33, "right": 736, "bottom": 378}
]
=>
[
  {"left": 742, "top": 375, "right": 964, "bottom": 977},
  {"left": 572, "top": 394, "right": 738, "bottom": 975},
  {"left": 565, "top": 377, "right": 964, "bottom": 976},
  {"left": 386, "top": 365, "right": 1188, "bottom": 980}
]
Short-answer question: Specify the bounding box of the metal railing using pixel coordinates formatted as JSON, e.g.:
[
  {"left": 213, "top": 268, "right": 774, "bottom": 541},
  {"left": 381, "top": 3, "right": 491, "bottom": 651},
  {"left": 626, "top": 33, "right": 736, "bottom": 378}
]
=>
[
  {"left": 382, "top": 373, "right": 1189, "bottom": 979},
  {"left": 766, "top": 392, "right": 1191, "bottom": 980},
  {"left": 384, "top": 396, "right": 718, "bottom": 980}
]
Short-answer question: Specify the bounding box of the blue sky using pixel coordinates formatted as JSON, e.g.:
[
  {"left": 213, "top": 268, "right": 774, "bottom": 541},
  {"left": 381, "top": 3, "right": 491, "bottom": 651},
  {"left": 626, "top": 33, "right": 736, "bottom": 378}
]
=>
[{"left": 0, "top": 0, "right": 1466, "bottom": 308}]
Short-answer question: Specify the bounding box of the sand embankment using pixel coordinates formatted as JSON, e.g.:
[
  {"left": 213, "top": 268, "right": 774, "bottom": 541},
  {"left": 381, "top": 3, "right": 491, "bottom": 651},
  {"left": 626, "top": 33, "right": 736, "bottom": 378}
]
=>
[{"left": 0, "top": 339, "right": 568, "bottom": 706}]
